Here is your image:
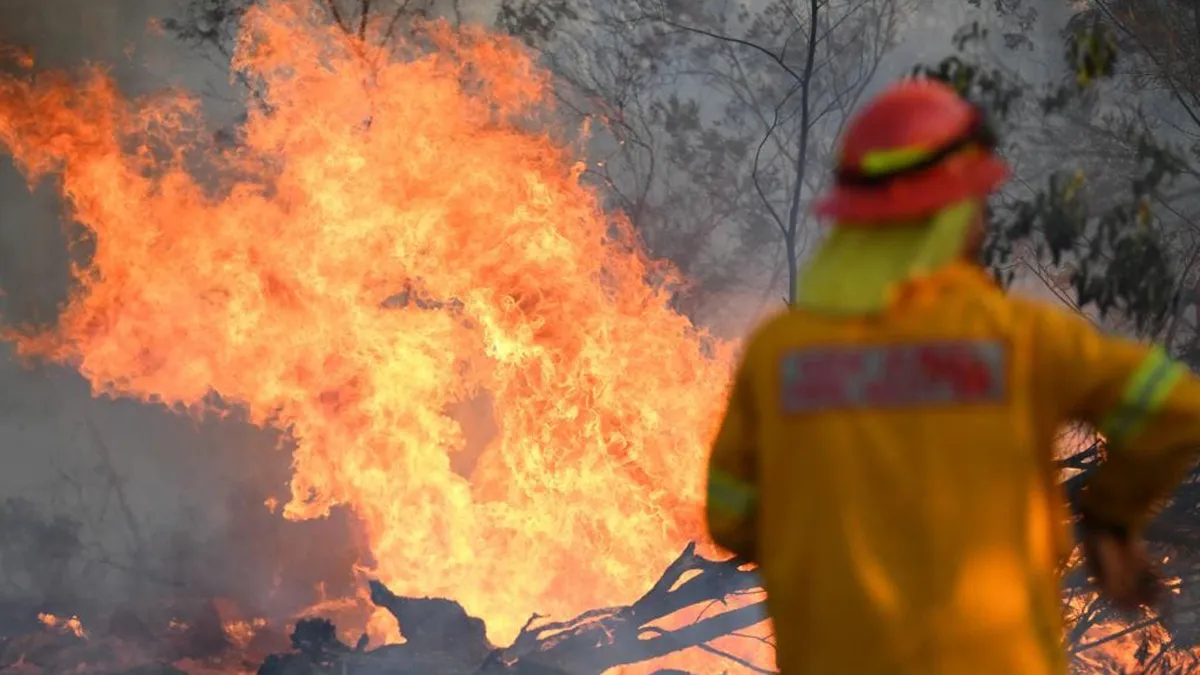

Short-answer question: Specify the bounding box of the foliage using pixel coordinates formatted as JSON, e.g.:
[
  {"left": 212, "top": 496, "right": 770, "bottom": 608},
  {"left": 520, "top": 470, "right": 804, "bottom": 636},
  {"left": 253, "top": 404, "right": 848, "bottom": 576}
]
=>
[
  {"left": 160, "top": 0, "right": 253, "bottom": 49},
  {"left": 496, "top": 0, "right": 577, "bottom": 46},
  {"left": 915, "top": 19, "right": 1186, "bottom": 335}
]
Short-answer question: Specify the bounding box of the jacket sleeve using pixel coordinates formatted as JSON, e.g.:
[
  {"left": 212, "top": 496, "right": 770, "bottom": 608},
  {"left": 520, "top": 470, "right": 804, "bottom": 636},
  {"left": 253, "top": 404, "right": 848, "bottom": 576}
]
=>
[
  {"left": 1032, "top": 304, "right": 1200, "bottom": 535},
  {"left": 705, "top": 351, "right": 759, "bottom": 562}
]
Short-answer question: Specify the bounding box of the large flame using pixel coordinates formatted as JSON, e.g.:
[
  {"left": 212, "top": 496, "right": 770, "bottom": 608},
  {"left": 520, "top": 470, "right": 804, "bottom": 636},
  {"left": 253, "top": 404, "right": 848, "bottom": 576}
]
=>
[{"left": 0, "top": 0, "right": 736, "bottom": 647}]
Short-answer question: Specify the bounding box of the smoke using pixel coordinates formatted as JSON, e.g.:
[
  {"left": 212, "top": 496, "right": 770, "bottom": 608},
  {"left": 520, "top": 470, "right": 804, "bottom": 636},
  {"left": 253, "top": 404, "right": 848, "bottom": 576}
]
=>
[{"left": 0, "top": 0, "right": 354, "bottom": 622}]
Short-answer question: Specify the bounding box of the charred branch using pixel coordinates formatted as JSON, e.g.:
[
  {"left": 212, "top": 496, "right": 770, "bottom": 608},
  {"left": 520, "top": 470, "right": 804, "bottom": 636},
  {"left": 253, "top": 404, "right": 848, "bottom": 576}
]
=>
[
  {"left": 482, "top": 542, "right": 765, "bottom": 674},
  {"left": 253, "top": 543, "right": 768, "bottom": 675}
]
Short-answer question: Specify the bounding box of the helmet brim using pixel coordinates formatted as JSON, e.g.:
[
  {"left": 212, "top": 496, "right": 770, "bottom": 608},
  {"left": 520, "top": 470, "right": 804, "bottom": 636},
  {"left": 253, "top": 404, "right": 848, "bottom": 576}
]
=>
[{"left": 816, "top": 155, "right": 1009, "bottom": 223}]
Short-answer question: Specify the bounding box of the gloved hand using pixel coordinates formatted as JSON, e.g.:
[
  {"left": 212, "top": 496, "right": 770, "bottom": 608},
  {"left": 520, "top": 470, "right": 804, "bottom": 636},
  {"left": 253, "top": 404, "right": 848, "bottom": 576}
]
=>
[{"left": 1081, "top": 523, "right": 1166, "bottom": 613}]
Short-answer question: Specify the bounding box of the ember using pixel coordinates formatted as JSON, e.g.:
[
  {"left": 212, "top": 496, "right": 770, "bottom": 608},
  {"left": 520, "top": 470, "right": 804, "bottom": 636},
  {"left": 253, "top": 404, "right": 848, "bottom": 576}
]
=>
[
  {"left": 35, "top": 614, "right": 86, "bottom": 640},
  {"left": 0, "top": 0, "right": 763, "bottom": 672}
]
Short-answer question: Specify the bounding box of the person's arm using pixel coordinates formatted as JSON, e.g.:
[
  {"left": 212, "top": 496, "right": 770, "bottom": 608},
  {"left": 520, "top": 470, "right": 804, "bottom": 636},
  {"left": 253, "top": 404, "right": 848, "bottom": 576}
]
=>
[
  {"left": 705, "top": 351, "right": 760, "bottom": 562},
  {"left": 1032, "top": 304, "right": 1200, "bottom": 537},
  {"left": 1081, "top": 350, "right": 1200, "bottom": 536}
]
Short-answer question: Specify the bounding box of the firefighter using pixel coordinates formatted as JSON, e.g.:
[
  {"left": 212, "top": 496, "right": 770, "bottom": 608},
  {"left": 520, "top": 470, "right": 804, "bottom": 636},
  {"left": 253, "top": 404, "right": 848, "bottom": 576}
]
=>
[{"left": 705, "top": 78, "right": 1200, "bottom": 675}]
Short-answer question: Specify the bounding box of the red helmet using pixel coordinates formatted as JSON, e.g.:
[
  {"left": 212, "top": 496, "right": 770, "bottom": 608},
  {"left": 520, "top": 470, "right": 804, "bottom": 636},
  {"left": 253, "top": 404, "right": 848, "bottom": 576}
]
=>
[{"left": 816, "top": 79, "right": 1009, "bottom": 222}]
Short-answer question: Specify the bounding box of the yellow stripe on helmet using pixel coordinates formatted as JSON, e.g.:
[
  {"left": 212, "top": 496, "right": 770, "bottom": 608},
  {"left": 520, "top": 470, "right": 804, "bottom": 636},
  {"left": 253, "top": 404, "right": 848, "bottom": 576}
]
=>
[{"left": 857, "top": 145, "right": 936, "bottom": 177}]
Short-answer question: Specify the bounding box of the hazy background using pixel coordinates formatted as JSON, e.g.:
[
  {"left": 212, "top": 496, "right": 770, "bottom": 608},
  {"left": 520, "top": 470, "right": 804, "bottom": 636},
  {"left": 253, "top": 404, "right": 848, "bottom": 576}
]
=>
[
  {"left": 0, "top": 2, "right": 358, "bottom": 618},
  {"left": 0, "top": 0, "right": 251, "bottom": 555}
]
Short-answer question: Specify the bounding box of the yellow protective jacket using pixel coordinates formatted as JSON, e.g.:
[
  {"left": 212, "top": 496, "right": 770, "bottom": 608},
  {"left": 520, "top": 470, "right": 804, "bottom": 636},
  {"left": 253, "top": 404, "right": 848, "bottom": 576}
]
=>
[{"left": 706, "top": 261, "right": 1200, "bottom": 675}]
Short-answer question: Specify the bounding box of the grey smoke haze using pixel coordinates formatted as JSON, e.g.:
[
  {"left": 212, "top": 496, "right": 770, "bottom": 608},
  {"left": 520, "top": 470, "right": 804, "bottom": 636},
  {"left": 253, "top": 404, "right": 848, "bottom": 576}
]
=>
[{"left": 0, "top": 0, "right": 292, "bottom": 608}]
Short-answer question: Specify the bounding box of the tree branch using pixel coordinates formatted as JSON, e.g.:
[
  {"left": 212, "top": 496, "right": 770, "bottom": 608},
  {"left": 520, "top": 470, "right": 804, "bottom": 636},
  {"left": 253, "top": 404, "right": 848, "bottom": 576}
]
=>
[{"left": 647, "top": 14, "right": 807, "bottom": 84}]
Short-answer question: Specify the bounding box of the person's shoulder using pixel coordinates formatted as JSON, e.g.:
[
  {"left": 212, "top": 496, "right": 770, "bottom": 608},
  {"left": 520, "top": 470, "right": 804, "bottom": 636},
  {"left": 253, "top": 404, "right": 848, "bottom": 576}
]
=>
[
  {"left": 733, "top": 307, "right": 819, "bottom": 362},
  {"left": 994, "top": 291, "right": 1049, "bottom": 318},
  {"left": 740, "top": 308, "right": 795, "bottom": 350},
  {"left": 1000, "top": 292, "right": 1093, "bottom": 333}
]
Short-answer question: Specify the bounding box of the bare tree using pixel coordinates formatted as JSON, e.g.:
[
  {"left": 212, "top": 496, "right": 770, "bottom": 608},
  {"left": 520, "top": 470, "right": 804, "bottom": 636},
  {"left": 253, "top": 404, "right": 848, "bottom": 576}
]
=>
[
  {"left": 512, "top": 0, "right": 900, "bottom": 317},
  {"left": 645, "top": 0, "right": 900, "bottom": 305}
]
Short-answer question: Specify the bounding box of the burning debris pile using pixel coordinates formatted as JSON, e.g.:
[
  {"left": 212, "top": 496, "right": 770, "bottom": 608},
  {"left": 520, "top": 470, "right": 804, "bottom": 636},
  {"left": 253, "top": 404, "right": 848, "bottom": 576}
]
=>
[
  {"left": 1059, "top": 440, "right": 1200, "bottom": 673},
  {"left": 0, "top": 600, "right": 276, "bottom": 674},
  {"left": 270, "top": 544, "right": 761, "bottom": 675},
  {"left": 0, "top": 545, "right": 762, "bottom": 675}
]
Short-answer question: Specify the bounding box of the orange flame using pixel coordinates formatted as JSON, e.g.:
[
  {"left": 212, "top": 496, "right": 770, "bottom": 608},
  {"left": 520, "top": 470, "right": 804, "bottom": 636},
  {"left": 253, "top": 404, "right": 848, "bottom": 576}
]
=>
[
  {"left": 0, "top": 0, "right": 740, "bottom": 657},
  {"left": 38, "top": 612, "right": 87, "bottom": 639},
  {"left": 224, "top": 618, "right": 269, "bottom": 650}
]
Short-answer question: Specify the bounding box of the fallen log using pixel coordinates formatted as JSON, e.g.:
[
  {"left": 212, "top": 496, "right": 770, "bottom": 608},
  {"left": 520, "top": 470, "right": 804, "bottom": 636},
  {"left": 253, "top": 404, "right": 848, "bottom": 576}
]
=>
[
  {"left": 257, "top": 541, "right": 770, "bottom": 675},
  {"left": 480, "top": 542, "right": 765, "bottom": 674}
]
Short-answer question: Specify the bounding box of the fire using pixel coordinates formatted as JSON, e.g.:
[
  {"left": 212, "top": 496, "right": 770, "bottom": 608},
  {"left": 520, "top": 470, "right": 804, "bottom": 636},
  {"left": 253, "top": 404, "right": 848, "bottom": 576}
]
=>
[
  {"left": 223, "top": 618, "right": 269, "bottom": 650},
  {"left": 37, "top": 613, "right": 87, "bottom": 639},
  {"left": 0, "top": 0, "right": 738, "bottom": 657}
]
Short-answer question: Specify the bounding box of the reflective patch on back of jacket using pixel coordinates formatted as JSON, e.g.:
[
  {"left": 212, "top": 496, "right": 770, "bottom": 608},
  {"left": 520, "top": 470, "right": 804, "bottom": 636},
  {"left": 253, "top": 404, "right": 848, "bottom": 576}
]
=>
[{"left": 779, "top": 340, "right": 1008, "bottom": 412}]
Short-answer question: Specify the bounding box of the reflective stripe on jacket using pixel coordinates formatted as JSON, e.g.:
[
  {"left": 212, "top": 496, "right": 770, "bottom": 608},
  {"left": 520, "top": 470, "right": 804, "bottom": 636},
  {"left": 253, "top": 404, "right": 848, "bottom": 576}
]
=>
[{"left": 705, "top": 262, "right": 1200, "bottom": 675}]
